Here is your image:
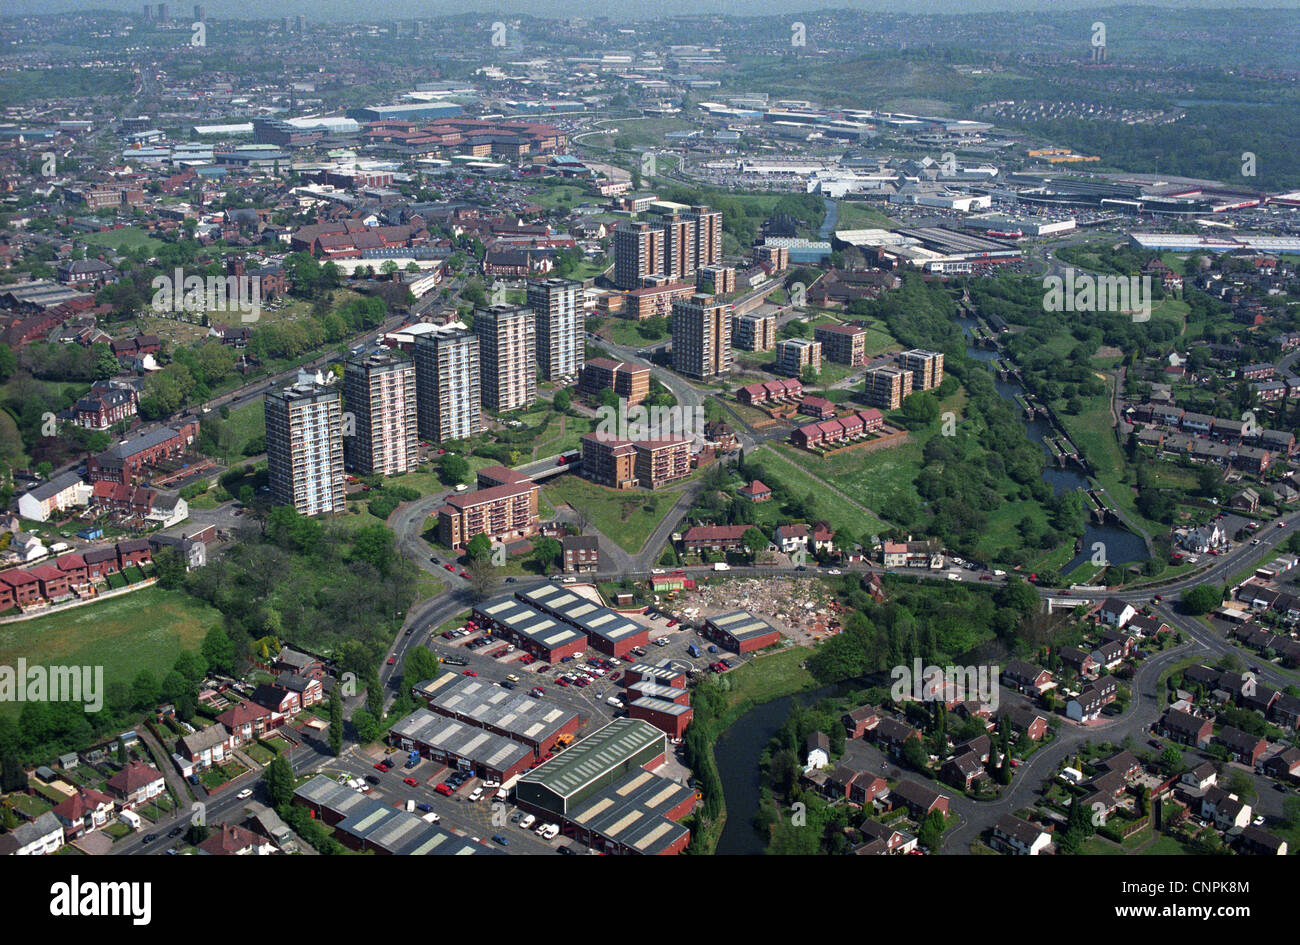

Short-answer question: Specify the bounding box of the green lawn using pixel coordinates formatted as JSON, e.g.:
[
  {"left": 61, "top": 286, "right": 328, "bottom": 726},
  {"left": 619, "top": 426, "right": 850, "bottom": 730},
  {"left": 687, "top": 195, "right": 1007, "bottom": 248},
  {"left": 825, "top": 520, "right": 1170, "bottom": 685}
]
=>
[
  {"left": 541, "top": 475, "right": 681, "bottom": 554},
  {"left": 82, "top": 226, "right": 165, "bottom": 254},
  {"left": 0, "top": 587, "right": 220, "bottom": 717},
  {"left": 756, "top": 444, "right": 888, "bottom": 538}
]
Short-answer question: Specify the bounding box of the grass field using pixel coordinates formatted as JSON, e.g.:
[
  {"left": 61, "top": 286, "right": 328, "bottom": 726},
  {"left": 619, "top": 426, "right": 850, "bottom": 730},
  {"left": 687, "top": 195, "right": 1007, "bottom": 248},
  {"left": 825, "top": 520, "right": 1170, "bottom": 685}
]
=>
[
  {"left": 82, "top": 226, "right": 165, "bottom": 254},
  {"left": 720, "top": 645, "right": 815, "bottom": 712},
  {"left": 834, "top": 201, "right": 897, "bottom": 231},
  {"left": 757, "top": 443, "right": 889, "bottom": 537},
  {"left": 0, "top": 587, "right": 220, "bottom": 717},
  {"left": 541, "top": 475, "right": 681, "bottom": 553}
]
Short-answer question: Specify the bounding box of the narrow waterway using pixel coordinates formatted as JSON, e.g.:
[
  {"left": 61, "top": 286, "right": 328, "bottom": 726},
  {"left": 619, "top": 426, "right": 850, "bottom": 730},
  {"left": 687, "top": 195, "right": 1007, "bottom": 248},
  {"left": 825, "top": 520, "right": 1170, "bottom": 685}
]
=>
[
  {"left": 957, "top": 317, "right": 1147, "bottom": 574},
  {"left": 714, "top": 680, "right": 854, "bottom": 855}
]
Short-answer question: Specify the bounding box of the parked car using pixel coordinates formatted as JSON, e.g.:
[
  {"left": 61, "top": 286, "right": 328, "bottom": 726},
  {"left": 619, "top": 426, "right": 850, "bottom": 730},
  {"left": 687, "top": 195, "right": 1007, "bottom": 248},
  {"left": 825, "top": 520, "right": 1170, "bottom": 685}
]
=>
[{"left": 236, "top": 788, "right": 253, "bottom": 800}]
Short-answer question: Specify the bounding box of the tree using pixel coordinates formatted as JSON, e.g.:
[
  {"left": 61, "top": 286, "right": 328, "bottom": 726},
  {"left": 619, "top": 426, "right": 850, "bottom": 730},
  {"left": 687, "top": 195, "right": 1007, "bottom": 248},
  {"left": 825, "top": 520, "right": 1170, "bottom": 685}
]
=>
[
  {"left": 1181, "top": 584, "right": 1223, "bottom": 615},
  {"left": 439, "top": 454, "right": 470, "bottom": 486},
  {"left": 465, "top": 557, "right": 500, "bottom": 601},
  {"left": 404, "top": 646, "right": 440, "bottom": 684},
  {"left": 153, "top": 546, "right": 186, "bottom": 589},
  {"left": 741, "top": 527, "right": 768, "bottom": 561},
  {"left": 465, "top": 533, "right": 492, "bottom": 562},
  {"left": 351, "top": 708, "right": 386, "bottom": 744},
  {"left": 530, "top": 537, "right": 562, "bottom": 575},
  {"left": 552, "top": 389, "right": 571, "bottom": 412},
  {"left": 264, "top": 755, "right": 294, "bottom": 809},
  {"left": 327, "top": 686, "right": 343, "bottom": 756},
  {"left": 200, "top": 627, "right": 235, "bottom": 674}
]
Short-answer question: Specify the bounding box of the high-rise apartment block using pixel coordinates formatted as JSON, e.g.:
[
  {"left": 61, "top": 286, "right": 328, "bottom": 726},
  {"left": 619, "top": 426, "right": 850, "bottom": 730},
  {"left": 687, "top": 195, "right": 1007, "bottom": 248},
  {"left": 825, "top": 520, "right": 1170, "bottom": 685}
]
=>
[
  {"left": 733, "top": 312, "right": 776, "bottom": 352},
  {"left": 897, "top": 349, "right": 945, "bottom": 391},
  {"left": 697, "top": 265, "right": 735, "bottom": 296},
  {"left": 864, "top": 365, "right": 914, "bottom": 411},
  {"left": 527, "top": 278, "right": 583, "bottom": 381},
  {"left": 776, "top": 338, "right": 822, "bottom": 378},
  {"left": 671, "top": 294, "right": 732, "bottom": 380},
  {"left": 413, "top": 325, "right": 481, "bottom": 443},
  {"left": 474, "top": 304, "right": 536, "bottom": 413},
  {"left": 613, "top": 206, "right": 722, "bottom": 291},
  {"left": 342, "top": 351, "right": 418, "bottom": 476},
  {"left": 815, "top": 323, "right": 868, "bottom": 366},
  {"left": 265, "top": 377, "right": 345, "bottom": 517},
  {"left": 613, "top": 222, "right": 665, "bottom": 290}
]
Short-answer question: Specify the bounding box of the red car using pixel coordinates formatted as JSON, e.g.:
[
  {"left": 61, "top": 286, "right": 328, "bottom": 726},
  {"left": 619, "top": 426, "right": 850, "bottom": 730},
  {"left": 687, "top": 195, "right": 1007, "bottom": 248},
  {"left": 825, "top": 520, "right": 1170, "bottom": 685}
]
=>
[
  {"left": 403, "top": 777, "right": 418, "bottom": 786},
  {"left": 443, "top": 563, "right": 454, "bottom": 571},
  {"left": 374, "top": 762, "right": 391, "bottom": 771},
  {"left": 386, "top": 656, "right": 396, "bottom": 665},
  {"left": 462, "top": 670, "right": 478, "bottom": 676},
  {"left": 435, "top": 783, "right": 453, "bottom": 796},
  {"left": 460, "top": 571, "right": 471, "bottom": 578}
]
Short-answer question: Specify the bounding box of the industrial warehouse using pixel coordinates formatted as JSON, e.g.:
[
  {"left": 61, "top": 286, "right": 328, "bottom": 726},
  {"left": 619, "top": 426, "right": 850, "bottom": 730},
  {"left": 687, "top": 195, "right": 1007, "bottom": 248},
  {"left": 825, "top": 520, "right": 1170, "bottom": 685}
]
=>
[
  {"left": 388, "top": 710, "right": 536, "bottom": 782},
  {"left": 703, "top": 610, "right": 784, "bottom": 653},
  {"left": 292, "top": 775, "right": 495, "bottom": 855},
  {"left": 513, "top": 719, "right": 696, "bottom": 855},
  {"left": 473, "top": 583, "right": 650, "bottom": 659},
  {"left": 410, "top": 673, "right": 582, "bottom": 754}
]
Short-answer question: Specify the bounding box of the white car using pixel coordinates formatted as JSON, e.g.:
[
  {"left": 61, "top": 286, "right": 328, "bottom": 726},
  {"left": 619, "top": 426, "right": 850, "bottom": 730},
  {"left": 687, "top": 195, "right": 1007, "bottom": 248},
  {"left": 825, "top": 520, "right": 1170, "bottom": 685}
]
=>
[
  {"left": 468, "top": 787, "right": 484, "bottom": 802},
  {"left": 236, "top": 788, "right": 253, "bottom": 800},
  {"left": 481, "top": 779, "right": 500, "bottom": 789},
  {"left": 518, "top": 813, "right": 537, "bottom": 830},
  {"left": 827, "top": 568, "right": 842, "bottom": 575},
  {"left": 651, "top": 568, "right": 665, "bottom": 574}
]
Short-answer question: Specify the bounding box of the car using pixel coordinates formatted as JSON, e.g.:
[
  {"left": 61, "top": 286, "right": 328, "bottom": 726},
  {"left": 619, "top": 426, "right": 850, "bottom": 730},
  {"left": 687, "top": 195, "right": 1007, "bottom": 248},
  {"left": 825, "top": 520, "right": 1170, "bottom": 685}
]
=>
[
  {"left": 827, "top": 568, "right": 842, "bottom": 575},
  {"left": 168, "top": 825, "right": 184, "bottom": 837},
  {"left": 501, "top": 681, "right": 516, "bottom": 690},
  {"left": 443, "top": 656, "right": 467, "bottom": 666},
  {"left": 386, "top": 656, "right": 396, "bottom": 665},
  {"left": 374, "top": 761, "right": 391, "bottom": 771},
  {"left": 430, "top": 555, "right": 440, "bottom": 563},
  {"left": 530, "top": 687, "right": 545, "bottom": 697},
  {"left": 1276, "top": 782, "right": 1289, "bottom": 792},
  {"left": 1153, "top": 594, "right": 1163, "bottom": 602},
  {"left": 518, "top": 813, "right": 536, "bottom": 830},
  {"left": 365, "top": 775, "right": 380, "bottom": 785},
  {"left": 404, "top": 777, "right": 418, "bottom": 786},
  {"left": 435, "top": 783, "right": 454, "bottom": 796},
  {"left": 557, "top": 845, "right": 577, "bottom": 855},
  {"left": 143, "top": 833, "right": 158, "bottom": 843},
  {"left": 443, "top": 563, "right": 455, "bottom": 571},
  {"left": 236, "top": 788, "right": 253, "bottom": 800},
  {"left": 505, "top": 577, "right": 517, "bottom": 584},
  {"left": 468, "top": 786, "right": 484, "bottom": 801},
  {"left": 492, "top": 834, "right": 509, "bottom": 846},
  {"left": 506, "top": 673, "right": 520, "bottom": 683},
  {"left": 460, "top": 571, "right": 471, "bottom": 578},
  {"left": 510, "top": 811, "right": 523, "bottom": 824},
  {"left": 463, "top": 670, "right": 478, "bottom": 676}
]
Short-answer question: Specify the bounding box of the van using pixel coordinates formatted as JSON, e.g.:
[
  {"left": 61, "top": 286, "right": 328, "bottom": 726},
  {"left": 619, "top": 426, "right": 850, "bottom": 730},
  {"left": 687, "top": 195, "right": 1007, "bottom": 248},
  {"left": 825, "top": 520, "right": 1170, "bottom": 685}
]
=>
[
  {"left": 405, "top": 799, "right": 416, "bottom": 813},
  {"left": 421, "top": 811, "right": 441, "bottom": 824},
  {"left": 537, "top": 823, "right": 560, "bottom": 840},
  {"left": 606, "top": 696, "right": 625, "bottom": 708}
]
